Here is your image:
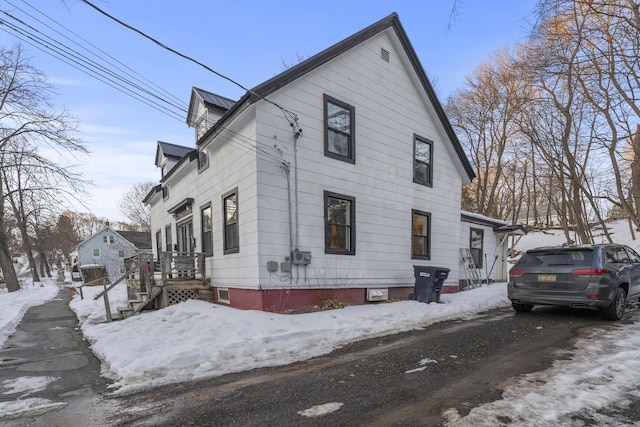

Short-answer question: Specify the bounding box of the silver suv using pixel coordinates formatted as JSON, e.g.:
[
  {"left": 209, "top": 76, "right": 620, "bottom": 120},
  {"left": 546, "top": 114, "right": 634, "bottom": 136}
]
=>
[{"left": 508, "top": 244, "right": 640, "bottom": 320}]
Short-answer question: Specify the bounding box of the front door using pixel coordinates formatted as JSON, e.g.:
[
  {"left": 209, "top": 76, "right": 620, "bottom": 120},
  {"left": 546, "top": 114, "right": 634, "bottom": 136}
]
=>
[{"left": 177, "top": 220, "right": 194, "bottom": 254}]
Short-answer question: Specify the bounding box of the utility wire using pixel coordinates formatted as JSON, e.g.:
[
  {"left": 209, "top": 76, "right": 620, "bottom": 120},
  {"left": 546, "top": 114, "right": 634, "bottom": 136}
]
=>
[
  {"left": 13, "top": 0, "right": 184, "bottom": 109},
  {"left": 1, "top": 0, "right": 298, "bottom": 168},
  {"left": 0, "top": 0, "right": 188, "bottom": 121},
  {"left": 0, "top": 12, "right": 184, "bottom": 120},
  {"left": 79, "top": 0, "right": 301, "bottom": 131}
]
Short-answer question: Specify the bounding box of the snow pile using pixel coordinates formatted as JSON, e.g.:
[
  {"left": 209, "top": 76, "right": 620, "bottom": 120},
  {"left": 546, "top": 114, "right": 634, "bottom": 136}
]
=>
[{"left": 72, "top": 283, "right": 509, "bottom": 393}]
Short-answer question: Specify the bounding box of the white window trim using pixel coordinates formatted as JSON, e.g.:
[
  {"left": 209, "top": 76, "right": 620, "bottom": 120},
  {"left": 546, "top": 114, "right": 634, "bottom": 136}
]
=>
[{"left": 217, "top": 288, "right": 230, "bottom": 304}]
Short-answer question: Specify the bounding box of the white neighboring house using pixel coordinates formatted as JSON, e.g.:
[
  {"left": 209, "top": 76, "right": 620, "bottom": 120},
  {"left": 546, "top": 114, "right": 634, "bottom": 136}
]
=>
[
  {"left": 76, "top": 226, "right": 152, "bottom": 283},
  {"left": 145, "top": 13, "right": 523, "bottom": 312}
]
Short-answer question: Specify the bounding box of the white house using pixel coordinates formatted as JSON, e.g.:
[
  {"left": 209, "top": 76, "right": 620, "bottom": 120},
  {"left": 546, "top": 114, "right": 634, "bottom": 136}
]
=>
[
  {"left": 145, "top": 13, "right": 522, "bottom": 312},
  {"left": 76, "top": 226, "right": 152, "bottom": 283}
]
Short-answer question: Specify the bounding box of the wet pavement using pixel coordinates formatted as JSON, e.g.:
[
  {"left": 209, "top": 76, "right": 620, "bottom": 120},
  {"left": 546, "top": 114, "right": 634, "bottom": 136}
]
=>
[{"left": 0, "top": 280, "right": 119, "bottom": 426}]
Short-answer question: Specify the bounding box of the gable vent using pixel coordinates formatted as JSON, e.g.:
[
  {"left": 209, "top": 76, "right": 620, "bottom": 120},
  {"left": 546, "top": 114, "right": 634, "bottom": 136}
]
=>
[{"left": 381, "top": 47, "right": 390, "bottom": 63}]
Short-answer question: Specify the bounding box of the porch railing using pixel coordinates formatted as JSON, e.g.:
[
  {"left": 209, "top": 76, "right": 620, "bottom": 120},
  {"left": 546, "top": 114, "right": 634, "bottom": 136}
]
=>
[{"left": 158, "top": 251, "right": 206, "bottom": 281}]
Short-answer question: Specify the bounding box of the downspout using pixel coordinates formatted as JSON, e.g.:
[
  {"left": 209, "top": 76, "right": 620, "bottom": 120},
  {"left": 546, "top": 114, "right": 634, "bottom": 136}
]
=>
[{"left": 283, "top": 162, "right": 293, "bottom": 284}]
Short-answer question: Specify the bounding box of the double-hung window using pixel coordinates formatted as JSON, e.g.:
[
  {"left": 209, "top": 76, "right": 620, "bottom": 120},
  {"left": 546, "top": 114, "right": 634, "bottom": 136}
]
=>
[
  {"left": 165, "top": 225, "right": 172, "bottom": 252},
  {"left": 414, "top": 135, "right": 433, "bottom": 187},
  {"left": 324, "top": 95, "right": 355, "bottom": 163},
  {"left": 324, "top": 191, "right": 355, "bottom": 255},
  {"left": 223, "top": 189, "right": 239, "bottom": 254},
  {"left": 412, "top": 210, "right": 431, "bottom": 260},
  {"left": 155, "top": 230, "right": 162, "bottom": 260},
  {"left": 201, "top": 204, "right": 213, "bottom": 256}
]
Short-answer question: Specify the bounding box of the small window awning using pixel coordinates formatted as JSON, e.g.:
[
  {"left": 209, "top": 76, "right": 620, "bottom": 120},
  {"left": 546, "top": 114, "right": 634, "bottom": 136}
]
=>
[
  {"left": 167, "top": 198, "right": 194, "bottom": 215},
  {"left": 495, "top": 224, "right": 528, "bottom": 235}
]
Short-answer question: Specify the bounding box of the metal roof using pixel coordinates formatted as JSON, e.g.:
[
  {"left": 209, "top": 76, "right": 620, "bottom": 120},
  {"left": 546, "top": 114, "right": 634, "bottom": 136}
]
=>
[
  {"left": 157, "top": 141, "right": 192, "bottom": 160},
  {"left": 193, "top": 87, "right": 236, "bottom": 111}
]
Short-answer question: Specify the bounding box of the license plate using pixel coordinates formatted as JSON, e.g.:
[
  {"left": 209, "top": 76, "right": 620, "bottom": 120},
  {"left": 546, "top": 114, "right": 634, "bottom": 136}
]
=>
[{"left": 538, "top": 274, "right": 556, "bottom": 282}]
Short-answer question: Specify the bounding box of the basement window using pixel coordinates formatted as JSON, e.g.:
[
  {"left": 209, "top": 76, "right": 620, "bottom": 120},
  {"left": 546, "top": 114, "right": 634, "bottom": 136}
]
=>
[{"left": 217, "top": 288, "right": 230, "bottom": 304}]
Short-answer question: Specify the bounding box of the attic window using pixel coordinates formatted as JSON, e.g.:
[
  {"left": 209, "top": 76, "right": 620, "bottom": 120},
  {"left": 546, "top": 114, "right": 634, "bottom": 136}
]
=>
[
  {"left": 381, "top": 48, "right": 390, "bottom": 63},
  {"left": 196, "top": 112, "right": 209, "bottom": 140}
]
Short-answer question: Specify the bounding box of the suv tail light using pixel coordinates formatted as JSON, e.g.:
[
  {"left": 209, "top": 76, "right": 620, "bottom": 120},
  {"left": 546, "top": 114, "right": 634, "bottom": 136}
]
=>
[
  {"left": 509, "top": 268, "right": 525, "bottom": 277},
  {"left": 571, "top": 268, "right": 607, "bottom": 277}
]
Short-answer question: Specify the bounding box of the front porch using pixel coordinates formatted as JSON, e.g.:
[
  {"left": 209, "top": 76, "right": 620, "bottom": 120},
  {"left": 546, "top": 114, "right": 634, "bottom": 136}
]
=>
[{"left": 112, "top": 251, "right": 212, "bottom": 320}]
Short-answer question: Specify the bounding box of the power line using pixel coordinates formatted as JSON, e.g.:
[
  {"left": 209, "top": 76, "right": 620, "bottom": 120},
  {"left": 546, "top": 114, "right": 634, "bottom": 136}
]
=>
[
  {"left": 78, "top": 0, "right": 302, "bottom": 131},
  {"left": 0, "top": 0, "right": 188, "bottom": 121},
  {"left": 14, "top": 0, "right": 184, "bottom": 109},
  {"left": 0, "top": 0, "right": 300, "bottom": 169}
]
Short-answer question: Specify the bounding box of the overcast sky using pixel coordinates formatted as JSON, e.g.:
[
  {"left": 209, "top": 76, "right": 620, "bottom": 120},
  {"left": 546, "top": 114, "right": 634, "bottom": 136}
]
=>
[{"left": 0, "top": 0, "right": 537, "bottom": 222}]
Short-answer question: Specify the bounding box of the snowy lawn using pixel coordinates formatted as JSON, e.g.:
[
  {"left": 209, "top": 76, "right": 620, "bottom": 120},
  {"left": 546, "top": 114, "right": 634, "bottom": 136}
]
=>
[{"left": 70, "top": 283, "right": 510, "bottom": 394}]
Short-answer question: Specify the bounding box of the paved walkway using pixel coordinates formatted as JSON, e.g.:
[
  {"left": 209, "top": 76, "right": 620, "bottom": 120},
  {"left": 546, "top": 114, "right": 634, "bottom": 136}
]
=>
[{"left": 0, "top": 282, "right": 119, "bottom": 426}]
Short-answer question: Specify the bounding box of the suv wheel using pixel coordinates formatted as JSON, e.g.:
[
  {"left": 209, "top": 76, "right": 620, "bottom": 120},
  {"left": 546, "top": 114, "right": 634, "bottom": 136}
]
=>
[
  {"left": 512, "top": 302, "right": 534, "bottom": 313},
  {"left": 602, "top": 287, "right": 627, "bottom": 321}
]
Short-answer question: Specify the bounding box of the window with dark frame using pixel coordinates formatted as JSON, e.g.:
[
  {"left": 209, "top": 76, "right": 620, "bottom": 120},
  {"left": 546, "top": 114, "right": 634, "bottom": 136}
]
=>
[
  {"left": 197, "top": 149, "right": 208, "bottom": 171},
  {"left": 412, "top": 210, "right": 431, "bottom": 260},
  {"left": 413, "top": 135, "right": 433, "bottom": 186},
  {"left": 470, "top": 228, "right": 484, "bottom": 268},
  {"left": 324, "top": 191, "right": 355, "bottom": 255},
  {"left": 324, "top": 95, "right": 355, "bottom": 163},
  {"left": 155, "top": 230, "right": 162, "bottom": 260},
  {"left": 223, "top": 190, "right": 239, "bottom": 254},
  {"left": 165, "top": 225, "right": 172, "bottom": 252},
  {"left": 201, "top": 204, "right": 213, "bottom": 256}
]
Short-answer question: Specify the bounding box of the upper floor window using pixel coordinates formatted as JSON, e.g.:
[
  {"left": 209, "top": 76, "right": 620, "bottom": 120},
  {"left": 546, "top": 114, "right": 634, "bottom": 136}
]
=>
[
  {"left": 324, "top": 95, "right": 355, "bottom": 163},
  {"left": 412, "top": 210, "right": 431, "bottom": 260},
  {"left": 470, "top": 228, "right": 483, "bottom": 268},
  {"left": 155, "top": 230, "right": 162, "bottom": 260},
  {"left": 223, "top": 189, "right": 239, "bottom": 254},
  {"left": 414, "top": 135, "right": 433, "bottom": 187},
  {"left": 118, "top": 250, "right": 125, "bottom": 258},
  {"left": 198, "top": 148, "right": 208, "bottom": 172},
  {"left": 196, "top": 112, "right": 209, "bottom": 140},
  {"left": 162, "top": 186, "right": 169, "bottom": 200},
  {"left": 201, "top": 204, "right": 213, "bottom": 257},
  {"left": 324, "top": 191, "right": 356, "bottom": 255},
  {"left": 165, "top": 225, "right": 173, "bottom": 252}
]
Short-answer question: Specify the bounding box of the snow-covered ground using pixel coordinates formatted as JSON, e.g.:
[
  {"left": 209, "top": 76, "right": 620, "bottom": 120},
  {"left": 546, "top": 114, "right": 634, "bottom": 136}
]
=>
[{"left": 2, "top": 220, "right": 640, "bottom": 425}]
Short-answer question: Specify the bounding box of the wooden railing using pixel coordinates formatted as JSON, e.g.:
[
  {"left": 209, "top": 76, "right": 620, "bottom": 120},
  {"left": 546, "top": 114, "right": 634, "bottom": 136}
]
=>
[
  {"left": 93, "top": 253, "right": 153, "bottom": 322},
  {"left": 158, "top": 251, "right": 206, "bottom": 281}
]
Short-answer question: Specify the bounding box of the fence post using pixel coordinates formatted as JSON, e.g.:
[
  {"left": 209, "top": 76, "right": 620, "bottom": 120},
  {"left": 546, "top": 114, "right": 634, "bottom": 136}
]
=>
[{"left": 102, "top": 282, "right": 112, "bottom": 322}]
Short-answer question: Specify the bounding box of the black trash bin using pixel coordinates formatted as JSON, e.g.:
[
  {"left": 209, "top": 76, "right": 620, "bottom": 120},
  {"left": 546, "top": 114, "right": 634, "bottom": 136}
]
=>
[{"left": 410, "top": 266, "right": 450, "bottom": 303}]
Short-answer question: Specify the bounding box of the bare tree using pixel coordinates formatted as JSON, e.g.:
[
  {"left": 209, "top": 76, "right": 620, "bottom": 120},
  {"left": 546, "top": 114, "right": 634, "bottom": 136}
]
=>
[
  {"left": 118, "top": 181, "right": 154, "bottom": 232},
  {"left": 446, "top": 47, "right": 529, "bottom": 221},
  {"left": 0, "top": 44, "right": 87, "bottom": 291}
]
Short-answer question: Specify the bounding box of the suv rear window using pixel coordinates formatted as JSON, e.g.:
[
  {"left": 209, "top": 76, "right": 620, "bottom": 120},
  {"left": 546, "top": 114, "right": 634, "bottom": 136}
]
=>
[{"left": 517, "top": 249, "right": 594, "bottom": 268}]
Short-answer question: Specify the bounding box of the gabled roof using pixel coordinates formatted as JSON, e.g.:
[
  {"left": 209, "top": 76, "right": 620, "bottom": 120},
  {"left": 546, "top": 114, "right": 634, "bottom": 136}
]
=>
[
  {"left": 197, "top": 12, "right": 475, "bottom": 181},
  {"left": 156, "top": 141, "right": 192, "bottom": 161},
  {"left": 115, "top": 231, "right": 152, "bottom": 249},
  {"left": 186, "top": 87, "right": 236, "bottom": 127},
  {"left": 155, "top": 141, "right": 194, "bottom": 170},
  {"left": 76, "top": 226, "right": 152, "bottom": 250},
  {"left": 194, "top": 87, "right": 235, "bottom": 111}
]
